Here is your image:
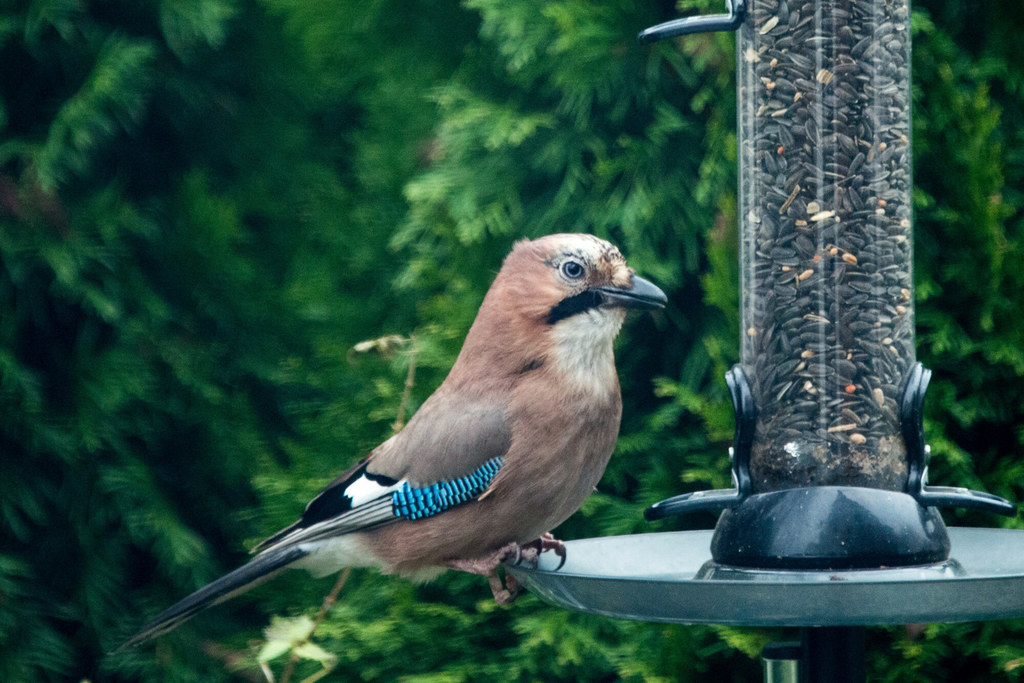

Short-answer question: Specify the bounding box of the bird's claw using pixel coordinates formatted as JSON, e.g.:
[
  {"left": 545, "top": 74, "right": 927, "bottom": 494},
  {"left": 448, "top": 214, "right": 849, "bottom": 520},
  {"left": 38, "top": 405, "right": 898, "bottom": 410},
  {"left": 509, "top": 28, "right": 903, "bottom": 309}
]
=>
[
  {"left": 491, "top": 534, "right": 567, "bottom": 603},
  {"left": 501, "top": 542, "right": 539, "bottom": 569},
  {"left": 521, "top": 532, "right": 567, "bottom": 570},
  {"left": 488, "top": 570, "right": 524, "bottom": 605}
]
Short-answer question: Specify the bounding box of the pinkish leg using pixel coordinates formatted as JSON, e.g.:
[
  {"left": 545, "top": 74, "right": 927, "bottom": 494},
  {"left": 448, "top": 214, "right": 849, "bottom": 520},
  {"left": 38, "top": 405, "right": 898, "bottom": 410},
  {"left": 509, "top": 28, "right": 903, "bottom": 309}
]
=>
[
  {"left": 446, "top": 542, "right": 540, "bottom": 604},
  {"left": 446, "top": 542, "right": 522, "bottom": 575}
]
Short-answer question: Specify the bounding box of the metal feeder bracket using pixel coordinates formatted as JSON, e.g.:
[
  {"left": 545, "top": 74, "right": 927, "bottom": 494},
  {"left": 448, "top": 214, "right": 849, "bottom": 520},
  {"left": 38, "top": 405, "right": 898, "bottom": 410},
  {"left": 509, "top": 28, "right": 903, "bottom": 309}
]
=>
[
  {"left": 638, "top": 0, "right": 746, "bottom": 43},
  {"left": 646, "top": 362, "right": 1017, "bottom": 523}
]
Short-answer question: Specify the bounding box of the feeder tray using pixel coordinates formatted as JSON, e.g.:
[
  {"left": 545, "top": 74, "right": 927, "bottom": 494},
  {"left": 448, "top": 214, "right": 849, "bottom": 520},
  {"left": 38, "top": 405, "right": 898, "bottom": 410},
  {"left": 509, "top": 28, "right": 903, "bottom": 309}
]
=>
[{"left": 507, "top": 527, "right": 1024, "bottom": 627}]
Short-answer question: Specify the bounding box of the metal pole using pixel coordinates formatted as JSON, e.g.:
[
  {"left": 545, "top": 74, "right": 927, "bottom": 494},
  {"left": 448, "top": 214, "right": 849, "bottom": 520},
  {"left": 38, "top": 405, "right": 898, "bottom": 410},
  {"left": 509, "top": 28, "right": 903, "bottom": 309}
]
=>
[
  {"left": 762, "top": 641, "right": 801, "bottom": 683},
  {"left": 800, "top": 627, "right": 866, "bottom": 683}
]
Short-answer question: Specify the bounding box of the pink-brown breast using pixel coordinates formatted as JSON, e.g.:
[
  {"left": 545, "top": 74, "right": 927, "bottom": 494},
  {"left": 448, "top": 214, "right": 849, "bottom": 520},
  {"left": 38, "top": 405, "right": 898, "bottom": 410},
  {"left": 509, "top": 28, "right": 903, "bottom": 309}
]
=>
[{"left": 366, "top": 368, "right": 622, "bottom": 575}]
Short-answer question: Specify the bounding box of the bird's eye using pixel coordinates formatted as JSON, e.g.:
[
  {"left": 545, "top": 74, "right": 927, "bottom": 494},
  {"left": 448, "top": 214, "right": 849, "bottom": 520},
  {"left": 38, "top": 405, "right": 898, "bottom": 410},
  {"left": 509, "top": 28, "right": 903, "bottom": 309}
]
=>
[{"left": 560, "top": 260, "right": 585, "bottom": 280}]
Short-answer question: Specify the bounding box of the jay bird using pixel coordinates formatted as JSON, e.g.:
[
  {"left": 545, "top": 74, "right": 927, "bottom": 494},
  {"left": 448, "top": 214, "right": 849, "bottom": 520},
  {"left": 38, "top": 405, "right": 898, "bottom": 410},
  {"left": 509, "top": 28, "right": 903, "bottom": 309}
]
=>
[{"left": 122, "top": 233, "right": 666, "bottom": 648}]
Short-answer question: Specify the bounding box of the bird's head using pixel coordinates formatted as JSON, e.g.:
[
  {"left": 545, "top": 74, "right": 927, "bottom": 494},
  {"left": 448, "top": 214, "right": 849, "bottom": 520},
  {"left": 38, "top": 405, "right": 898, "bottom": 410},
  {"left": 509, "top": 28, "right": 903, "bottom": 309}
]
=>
[
  {"left": 463, "top": 233, "right": 666, "bottom": 392},
  {"left": 495, "top": 233, "right": 665, "bottom": 326}
]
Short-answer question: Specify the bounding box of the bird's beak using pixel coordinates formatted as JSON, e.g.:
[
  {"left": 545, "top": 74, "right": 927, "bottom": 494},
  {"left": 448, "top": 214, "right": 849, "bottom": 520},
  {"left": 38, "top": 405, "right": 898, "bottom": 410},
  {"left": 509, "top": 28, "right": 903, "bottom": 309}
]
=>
[{"left": 596, "top": 275, "right": 667, "bottom": 311}]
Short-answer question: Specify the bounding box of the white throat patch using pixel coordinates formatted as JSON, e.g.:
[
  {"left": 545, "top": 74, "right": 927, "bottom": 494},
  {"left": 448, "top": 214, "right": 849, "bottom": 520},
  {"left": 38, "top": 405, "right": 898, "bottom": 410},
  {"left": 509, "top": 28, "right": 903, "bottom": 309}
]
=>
[{"left": 549, "top": 307, "right": 624, "bottom": 396}]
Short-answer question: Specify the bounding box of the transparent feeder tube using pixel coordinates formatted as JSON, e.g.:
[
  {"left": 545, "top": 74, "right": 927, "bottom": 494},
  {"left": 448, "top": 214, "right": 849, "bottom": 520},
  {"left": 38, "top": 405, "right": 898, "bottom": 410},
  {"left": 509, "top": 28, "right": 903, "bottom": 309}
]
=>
[{"left": 738, "top": 0, "right": 914, "bottom": 491}]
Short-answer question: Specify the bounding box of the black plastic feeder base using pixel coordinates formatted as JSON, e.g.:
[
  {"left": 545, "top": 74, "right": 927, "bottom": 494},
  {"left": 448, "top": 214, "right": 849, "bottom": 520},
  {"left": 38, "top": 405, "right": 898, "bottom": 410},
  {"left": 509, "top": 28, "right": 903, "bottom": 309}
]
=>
[{"left": 710, "top": 486, "right": 950, "bottom": 569}]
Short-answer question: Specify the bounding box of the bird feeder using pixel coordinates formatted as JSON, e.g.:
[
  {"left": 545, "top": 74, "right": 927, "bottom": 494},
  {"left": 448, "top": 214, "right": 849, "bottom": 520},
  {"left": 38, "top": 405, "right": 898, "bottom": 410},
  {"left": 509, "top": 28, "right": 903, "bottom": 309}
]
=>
[
  {"left": 509, "top": 2, "right": 1021, "bottom": 680},
  {"left": 639, "top": 0, "right": 1014, "bottom": 569}
]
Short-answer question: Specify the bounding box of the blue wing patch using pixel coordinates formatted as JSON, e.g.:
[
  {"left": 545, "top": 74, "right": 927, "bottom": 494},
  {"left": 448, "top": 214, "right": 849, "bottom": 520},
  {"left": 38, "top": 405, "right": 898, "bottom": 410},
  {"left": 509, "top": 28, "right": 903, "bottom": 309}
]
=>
[
  {"left": 392, "top": 457, "right": 503, "bottom": 521},
  {"left": 253, "top": 457, "right": 505, "bottom": 553}
]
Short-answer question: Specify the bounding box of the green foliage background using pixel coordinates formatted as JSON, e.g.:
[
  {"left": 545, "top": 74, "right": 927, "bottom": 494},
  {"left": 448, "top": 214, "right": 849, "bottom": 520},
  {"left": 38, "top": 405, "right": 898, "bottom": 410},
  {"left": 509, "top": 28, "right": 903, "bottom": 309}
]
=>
[{"left": 0, "top": 0, "right": 1021, "bottom": 680}]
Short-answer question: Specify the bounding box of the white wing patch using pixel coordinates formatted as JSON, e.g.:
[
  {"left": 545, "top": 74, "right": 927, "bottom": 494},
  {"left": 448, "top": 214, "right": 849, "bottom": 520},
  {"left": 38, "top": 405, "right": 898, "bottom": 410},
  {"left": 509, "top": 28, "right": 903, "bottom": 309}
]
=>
[{"left": 344, "top": 474, "right": 403, "bottom": 508}]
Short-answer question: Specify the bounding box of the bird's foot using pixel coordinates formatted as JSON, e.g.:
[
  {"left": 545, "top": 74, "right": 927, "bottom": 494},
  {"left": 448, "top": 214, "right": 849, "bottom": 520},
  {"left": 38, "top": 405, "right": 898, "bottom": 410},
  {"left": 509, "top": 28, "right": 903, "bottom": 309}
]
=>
[
  {"left": 521, "top": 532, "right": 567, "bottom": 570},
  {"left": 446, "top": 542, "right": 539, "bottom": 605},
  {"left": 445, "top": 535, "right": 568, "bottom": 604}
]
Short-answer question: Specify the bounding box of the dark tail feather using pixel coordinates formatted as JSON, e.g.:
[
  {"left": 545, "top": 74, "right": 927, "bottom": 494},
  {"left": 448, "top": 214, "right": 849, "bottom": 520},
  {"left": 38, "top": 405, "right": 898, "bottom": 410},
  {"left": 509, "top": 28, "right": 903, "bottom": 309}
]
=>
[
  {"left": 250, "top": 519, "right": 303, "bottom": 555},
  {"left": 115, "top": 545, "right": 309, "bottom": 652}
]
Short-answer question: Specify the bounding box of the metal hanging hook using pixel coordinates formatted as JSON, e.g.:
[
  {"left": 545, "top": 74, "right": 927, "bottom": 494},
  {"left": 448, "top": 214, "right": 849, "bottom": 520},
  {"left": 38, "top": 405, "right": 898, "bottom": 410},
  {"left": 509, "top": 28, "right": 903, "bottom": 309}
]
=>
[{"left": 638, "top": 0, "right": 746, "bottom": 44}]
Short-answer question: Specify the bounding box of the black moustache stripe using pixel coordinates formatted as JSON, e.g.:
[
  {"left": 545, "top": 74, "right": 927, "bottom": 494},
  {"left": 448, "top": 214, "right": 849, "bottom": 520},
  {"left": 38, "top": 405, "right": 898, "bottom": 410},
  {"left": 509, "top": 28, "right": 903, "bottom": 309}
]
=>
[{"left": 547, "top": 290, "right": 602, "bottom": 325}]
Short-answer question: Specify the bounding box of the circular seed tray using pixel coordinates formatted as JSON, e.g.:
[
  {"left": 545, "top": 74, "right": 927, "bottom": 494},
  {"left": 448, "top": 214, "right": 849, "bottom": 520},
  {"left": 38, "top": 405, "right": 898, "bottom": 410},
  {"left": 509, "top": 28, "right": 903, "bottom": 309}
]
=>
[{"left": 508, "top": 527, "right": 1024, "bottom": 626}]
